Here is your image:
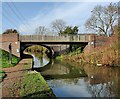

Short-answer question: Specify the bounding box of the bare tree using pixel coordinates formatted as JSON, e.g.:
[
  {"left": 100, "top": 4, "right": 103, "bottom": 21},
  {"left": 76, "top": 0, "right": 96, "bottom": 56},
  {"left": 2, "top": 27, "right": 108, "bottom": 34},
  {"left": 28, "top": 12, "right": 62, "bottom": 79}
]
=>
[
  {"left": 35, "top": 26, "right": 47, "bottom": 35},
  {"left": 85, "top": 3, "right": 118, "bottom": 36},
  {"left": 51, "top": 19, "right": 66, "bottom": 34}
]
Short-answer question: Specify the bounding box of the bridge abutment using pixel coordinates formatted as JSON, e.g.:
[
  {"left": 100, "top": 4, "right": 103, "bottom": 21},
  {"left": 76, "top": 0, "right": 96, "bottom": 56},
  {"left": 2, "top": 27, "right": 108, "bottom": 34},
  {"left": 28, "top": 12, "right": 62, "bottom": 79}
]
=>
[{"left": 0, "top": 33, "right": 20, "bottom": 57}]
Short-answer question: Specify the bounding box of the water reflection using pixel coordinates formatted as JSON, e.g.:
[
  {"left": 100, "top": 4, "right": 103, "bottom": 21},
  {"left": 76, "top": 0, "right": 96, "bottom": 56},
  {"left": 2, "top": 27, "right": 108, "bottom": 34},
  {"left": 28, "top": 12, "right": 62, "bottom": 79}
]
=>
[
  {"left": 47, "top": 78, "right": 92, "bottom": 97},
  {"left": 32, "top": 53, "right": 50, "bottom": 68},
  {"left": 32, "top": 52, "right": 120, "bottom": 98},
  {"left": 35, "top": 60, "right": 87, "bottom": 80},
  {"left": 33, "top": 55, "right": 49, "bottom": 68},
  {"left": 83, "top": 65, "right": 120, "bottom": 98}
]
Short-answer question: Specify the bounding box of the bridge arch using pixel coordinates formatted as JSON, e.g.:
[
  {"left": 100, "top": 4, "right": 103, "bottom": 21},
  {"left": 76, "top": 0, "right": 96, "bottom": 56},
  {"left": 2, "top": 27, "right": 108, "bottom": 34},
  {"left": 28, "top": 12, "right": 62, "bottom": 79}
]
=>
[{"left": 20, "top": 42, "right": 54, "bottom": 58}]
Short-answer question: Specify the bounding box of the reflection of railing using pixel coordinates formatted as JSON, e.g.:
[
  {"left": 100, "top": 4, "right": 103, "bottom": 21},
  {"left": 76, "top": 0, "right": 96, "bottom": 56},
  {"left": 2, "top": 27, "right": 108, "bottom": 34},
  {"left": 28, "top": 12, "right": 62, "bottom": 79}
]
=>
[{"left": 20, "top": 34, "right": 94, "bottom": 42}]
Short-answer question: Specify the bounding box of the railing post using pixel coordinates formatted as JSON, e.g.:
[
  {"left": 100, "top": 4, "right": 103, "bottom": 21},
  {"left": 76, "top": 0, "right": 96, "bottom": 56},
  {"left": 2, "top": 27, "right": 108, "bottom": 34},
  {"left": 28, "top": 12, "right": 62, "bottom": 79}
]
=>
[
  {"left": 85, "top": 35, "right": 86, "bottom": 41},
  {"left": 30, "top": 35, "right": 34, "bottom": 42}
]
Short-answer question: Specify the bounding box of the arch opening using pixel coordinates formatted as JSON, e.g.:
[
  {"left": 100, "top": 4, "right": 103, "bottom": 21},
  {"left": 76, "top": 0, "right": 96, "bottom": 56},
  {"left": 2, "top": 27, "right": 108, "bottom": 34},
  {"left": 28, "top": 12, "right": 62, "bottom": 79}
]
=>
[{"left": 20, "top": 43, "right": 54, "bottom": 59}]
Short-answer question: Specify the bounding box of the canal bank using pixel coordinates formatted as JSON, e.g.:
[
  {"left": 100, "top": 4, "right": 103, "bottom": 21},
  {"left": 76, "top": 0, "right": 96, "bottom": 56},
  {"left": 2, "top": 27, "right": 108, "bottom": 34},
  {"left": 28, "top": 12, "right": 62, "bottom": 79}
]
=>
[
  {"left": 31, "top": 52, "right": 120, "bottom": 98},
  {"left": 1, "top": 58, "right": 56, "bottom": 98},
  {"left": 56, "top": 32, "right": 119, "bottom": 67}
]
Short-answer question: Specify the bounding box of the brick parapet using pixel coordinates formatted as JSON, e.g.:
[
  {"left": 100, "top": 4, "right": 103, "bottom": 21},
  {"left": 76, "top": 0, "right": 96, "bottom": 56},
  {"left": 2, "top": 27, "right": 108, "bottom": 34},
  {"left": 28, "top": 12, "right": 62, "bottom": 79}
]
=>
[
  {"left": 0, "top": 33, "right": 20, "bottom": 57},
  {"left": 0, "top": 33, "right": 19, "bottom": 42}
]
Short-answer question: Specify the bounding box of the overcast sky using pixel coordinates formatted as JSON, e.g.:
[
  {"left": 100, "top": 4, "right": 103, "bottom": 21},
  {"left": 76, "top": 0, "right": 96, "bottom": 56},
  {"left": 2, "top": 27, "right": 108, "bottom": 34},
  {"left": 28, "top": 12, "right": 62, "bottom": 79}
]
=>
[{"left": 1, "top": 0, "right": 119, "bottom": 35}]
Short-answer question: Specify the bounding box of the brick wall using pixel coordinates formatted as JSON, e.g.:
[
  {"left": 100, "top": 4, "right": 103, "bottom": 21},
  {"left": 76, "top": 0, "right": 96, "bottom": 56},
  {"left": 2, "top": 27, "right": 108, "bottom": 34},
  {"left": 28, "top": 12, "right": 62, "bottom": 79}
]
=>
[
  {"left": 94, "top": 35, "right": 109, "bottom": 47},
  {"left": 84, "top": 35, "right": 109, "bottom": 55},
  {"left": 0, "top": 33, "right": 20, "bottom": 57}
]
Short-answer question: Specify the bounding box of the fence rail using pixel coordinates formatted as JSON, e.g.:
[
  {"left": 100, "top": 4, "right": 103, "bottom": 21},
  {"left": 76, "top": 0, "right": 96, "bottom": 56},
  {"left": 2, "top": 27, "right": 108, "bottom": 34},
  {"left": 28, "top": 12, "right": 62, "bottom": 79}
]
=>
[{"left": 20, "top": 34, "right": 94, "bottom": 42}]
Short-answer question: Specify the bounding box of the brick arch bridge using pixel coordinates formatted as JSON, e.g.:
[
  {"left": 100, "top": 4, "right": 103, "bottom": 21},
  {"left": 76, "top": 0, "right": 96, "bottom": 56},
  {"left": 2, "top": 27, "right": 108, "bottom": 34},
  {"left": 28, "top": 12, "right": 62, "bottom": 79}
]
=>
[{"left": 0, "top": 33, "right": 98, "bottom": 58}]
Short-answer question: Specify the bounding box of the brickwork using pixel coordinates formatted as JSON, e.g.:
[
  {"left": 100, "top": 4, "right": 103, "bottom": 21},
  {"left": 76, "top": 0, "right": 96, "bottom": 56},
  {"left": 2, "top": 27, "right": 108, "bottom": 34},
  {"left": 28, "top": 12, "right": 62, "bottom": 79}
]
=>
[
  {"left": 94, "top": 35, "right": 109, "bottom": 47},
  {"left": 84, "top": 35, "right": 109, "bottom": 55},
  {"left": 0, "top": 33, "right": 20, "bottom": 57},
  {"left": 0, "top": 33, "right": 19, "bottom": 42}
]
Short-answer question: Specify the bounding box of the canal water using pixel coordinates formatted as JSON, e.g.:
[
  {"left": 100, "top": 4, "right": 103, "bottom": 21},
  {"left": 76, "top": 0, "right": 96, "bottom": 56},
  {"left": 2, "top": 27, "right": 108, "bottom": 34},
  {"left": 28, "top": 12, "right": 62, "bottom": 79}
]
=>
[{"left": 32, "top": 53, "right": 120, "bottom": 98}]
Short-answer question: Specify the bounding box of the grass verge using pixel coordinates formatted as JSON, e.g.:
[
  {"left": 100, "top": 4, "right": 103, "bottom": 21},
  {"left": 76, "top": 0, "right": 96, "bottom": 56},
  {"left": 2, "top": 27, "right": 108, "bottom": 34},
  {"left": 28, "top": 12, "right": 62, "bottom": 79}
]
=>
[
  {"left": 0, "top": 48, "right": 20, "bottom": 81},
  {"left": 17, "top": 59, "right": 56, "bottom": 98},
  {"left": 0, "top": 48, "right": 20, "bottom": 68},
  {"left": 20, "top": 71, "right": 55, "bottom": 97}
]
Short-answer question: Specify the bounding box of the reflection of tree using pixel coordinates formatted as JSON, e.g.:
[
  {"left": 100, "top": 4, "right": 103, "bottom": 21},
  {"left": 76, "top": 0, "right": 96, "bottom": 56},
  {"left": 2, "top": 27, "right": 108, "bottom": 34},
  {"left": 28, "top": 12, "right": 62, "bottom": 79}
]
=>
[
  {"left": 84, "top": 65, "right": 120, "bottom": 97},
  {"left": 86, "top": 83, "right": 114, "bottom": 97},
  {"left": 107, "top": 68, "right": 120, "bottom": 98},
  {"left": 39, "top": 53, "right": 43, "bottom": 66},
  {"left": 34, "top": 52, "right": 50, "bottom": 67},
  {"left": 48, "top": 78, "right": 79, "bottom": 88},
  {"left": 57, "top": 60, "right": 87, "bottom": 77}
]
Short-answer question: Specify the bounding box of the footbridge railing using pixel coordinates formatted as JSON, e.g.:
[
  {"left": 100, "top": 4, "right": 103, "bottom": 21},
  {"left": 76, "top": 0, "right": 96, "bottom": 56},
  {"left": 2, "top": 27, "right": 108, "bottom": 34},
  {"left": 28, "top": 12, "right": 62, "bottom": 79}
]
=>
[{"left": 20, "top": 34, "right": 94, "bottom": 42}]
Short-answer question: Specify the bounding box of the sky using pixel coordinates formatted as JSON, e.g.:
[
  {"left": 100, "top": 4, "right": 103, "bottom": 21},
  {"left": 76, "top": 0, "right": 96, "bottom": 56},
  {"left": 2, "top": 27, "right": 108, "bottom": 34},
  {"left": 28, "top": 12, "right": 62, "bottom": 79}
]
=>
[{"left": 1, "top": 0, "right": 119, "bottom": 35}]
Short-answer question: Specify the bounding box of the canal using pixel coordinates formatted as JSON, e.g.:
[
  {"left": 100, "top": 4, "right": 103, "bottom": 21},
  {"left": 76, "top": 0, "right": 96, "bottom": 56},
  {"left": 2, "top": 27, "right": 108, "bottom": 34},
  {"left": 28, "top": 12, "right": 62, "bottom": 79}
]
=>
[{"left": 31, "top": 52, "right": 120, "bottom": 98}]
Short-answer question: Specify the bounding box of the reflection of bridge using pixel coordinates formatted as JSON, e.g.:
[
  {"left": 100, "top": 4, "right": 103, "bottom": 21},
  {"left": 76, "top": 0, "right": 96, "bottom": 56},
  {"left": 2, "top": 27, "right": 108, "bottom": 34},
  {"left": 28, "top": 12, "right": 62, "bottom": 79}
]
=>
[
  {"left": 34, "top": 60, "right": 87, "bottom": 80},
  {"left": 0, "top": 33, "right": 96, "bottom": 58}
]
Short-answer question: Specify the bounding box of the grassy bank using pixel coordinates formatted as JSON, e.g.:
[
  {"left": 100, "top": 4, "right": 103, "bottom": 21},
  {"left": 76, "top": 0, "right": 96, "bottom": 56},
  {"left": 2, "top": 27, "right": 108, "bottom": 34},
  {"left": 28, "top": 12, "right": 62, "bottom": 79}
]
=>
[
  {"left": 0, "top": 48, "right": 20, "bottom": 81},
  {"left": 0, "top": 48, "right": 20, "bottom": 68},
  {"left": 20, "top": 71, "right": 55, "bottom": 97},
  {"left": 19, "top": 59, "right": 56, "bottom": 98},
  {"left": 2, "top": 59, "right": 56, "bottom": 97}
]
